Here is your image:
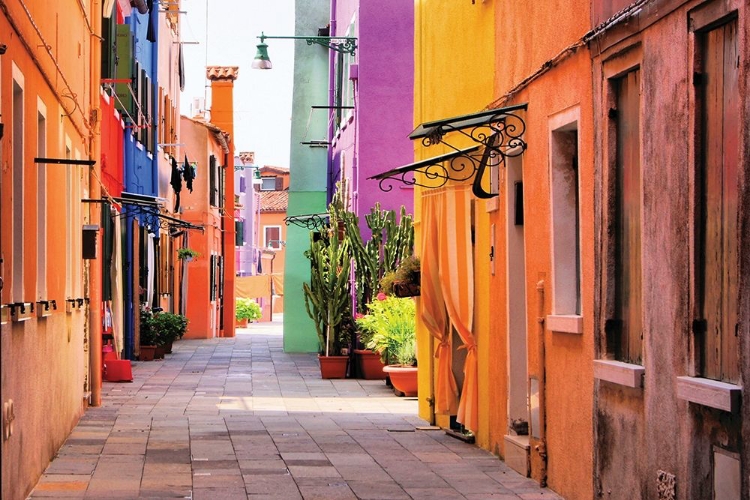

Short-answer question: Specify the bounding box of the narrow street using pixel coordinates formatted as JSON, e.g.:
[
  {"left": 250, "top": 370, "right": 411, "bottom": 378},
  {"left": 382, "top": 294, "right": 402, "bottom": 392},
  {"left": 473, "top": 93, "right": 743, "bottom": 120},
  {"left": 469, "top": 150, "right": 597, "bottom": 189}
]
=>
[{"left": 28, "top": 317, "right": 562, "bottom": 500}]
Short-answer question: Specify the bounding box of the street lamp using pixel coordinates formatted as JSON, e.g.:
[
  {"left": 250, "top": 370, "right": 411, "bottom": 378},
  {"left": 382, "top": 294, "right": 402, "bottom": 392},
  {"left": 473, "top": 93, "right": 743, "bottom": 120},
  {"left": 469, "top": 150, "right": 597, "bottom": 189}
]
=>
[{"left": 251, "top": 32, "right": 357, "bottom": 70}]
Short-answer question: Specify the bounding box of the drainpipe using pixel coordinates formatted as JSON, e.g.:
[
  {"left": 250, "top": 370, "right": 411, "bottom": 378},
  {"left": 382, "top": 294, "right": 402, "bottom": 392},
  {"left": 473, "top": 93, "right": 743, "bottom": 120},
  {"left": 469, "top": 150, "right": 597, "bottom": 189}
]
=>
[
  {"left": 535, "top": 278, "right": 548, "bottom": 487},
  {"left": 88, "top": 0, "right": 103, "bottom": 407},
  {"left": 326, "top": 0, "right": 338, "bottom": 204}
]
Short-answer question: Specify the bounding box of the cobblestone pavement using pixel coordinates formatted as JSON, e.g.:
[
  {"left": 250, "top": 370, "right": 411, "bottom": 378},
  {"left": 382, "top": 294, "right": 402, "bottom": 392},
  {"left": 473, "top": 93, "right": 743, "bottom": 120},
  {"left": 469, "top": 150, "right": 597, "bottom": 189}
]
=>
[{"left": 30, "top": 318, "right": 564, "bottom": 499}]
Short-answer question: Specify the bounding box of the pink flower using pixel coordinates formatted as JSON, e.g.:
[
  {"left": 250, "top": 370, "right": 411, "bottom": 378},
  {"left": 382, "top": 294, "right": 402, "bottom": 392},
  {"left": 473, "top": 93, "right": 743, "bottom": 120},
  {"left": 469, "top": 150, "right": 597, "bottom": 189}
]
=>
[
  {"left": 354, "top": 313, "right": 364, "bottom": 320},
  {"left": 377, "top": 292, "right": 386, "bottom": 301}
]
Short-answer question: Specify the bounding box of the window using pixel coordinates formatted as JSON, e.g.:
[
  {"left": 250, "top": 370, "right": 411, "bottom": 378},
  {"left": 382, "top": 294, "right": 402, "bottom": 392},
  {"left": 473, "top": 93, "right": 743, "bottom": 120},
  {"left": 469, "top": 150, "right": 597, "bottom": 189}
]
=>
[
  {"left": 334, "top": 17, "right": 356, "bottom": 128},
  {"left": 12, "top": 65, "right": 24, "bottom": 302},
  {"left": 607, "top": 69, "right": 643, "bottom": 364},
  {"left": 550, "top": 115, "right": 581, "bottom": 319},
  {"left": 260, "top": 177, "right": 277, "bottom": 191},
  {"left": 37, "top": 99, "right": 47, "bottom": 300},
  {"left": 209, "top": 155, "right": 219, "bottom": 206},
  {"left": 264, "top": 226, "right": 281, "bottom": 249},
  {"left": 65, "top": 137, "right": 72, "bottom": 298},
  {"left": 695, "top": 18, "right": 739, "bottom": 383},
  {"left": 235, "top": 220, "right": 245, "bottom": 246}
]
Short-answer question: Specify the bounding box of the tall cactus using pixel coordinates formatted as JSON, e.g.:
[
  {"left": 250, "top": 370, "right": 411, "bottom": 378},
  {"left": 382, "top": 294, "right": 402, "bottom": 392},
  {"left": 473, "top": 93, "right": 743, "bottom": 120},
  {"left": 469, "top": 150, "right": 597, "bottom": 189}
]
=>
[
  {"left": 346, "top": 203, "right": 414, "bottom": 313},
  {"left": 302, "top": 230, "right": 351, "bottom": 356}
]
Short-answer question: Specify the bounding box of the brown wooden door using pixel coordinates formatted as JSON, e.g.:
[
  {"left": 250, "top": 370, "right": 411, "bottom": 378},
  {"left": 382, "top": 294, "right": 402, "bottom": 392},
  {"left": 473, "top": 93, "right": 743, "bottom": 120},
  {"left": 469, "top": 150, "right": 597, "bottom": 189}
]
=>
[{"left": 699, "top": 19, "right": 739, "bottom": 383}]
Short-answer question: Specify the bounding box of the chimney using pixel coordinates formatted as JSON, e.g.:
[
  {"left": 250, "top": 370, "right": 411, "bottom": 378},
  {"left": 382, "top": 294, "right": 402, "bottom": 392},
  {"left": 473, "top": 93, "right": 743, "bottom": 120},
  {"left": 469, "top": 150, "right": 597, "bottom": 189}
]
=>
[
  {"left": 206, "top": 65, "right": 238, "bottom": 337},
  {"left": 206, "top": 66, "right": 237, "bottom": 142},
  {"left": 239, "top": 151, "right": 255, "bottom": 165}
]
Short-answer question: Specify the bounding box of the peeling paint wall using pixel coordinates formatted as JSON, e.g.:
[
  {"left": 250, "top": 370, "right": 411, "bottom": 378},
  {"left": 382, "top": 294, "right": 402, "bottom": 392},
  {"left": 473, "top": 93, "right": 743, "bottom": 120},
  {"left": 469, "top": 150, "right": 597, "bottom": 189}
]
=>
[{"left": 591, "top": 1, "right": 749, "bottom": 498}]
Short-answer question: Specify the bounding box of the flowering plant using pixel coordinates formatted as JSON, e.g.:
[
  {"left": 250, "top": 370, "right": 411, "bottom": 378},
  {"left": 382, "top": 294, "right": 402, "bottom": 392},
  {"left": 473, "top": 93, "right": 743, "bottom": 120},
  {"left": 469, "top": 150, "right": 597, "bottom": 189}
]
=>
[{"left": 355, "top": 295, "right": 416, "bottom": 365}]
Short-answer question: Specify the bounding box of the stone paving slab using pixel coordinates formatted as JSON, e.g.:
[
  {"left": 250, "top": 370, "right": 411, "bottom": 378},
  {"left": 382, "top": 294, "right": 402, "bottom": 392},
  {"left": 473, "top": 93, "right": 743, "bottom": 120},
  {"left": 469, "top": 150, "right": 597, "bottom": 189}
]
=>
[{"left": 29, "top": 318, "right": 564, "bottom": 499}]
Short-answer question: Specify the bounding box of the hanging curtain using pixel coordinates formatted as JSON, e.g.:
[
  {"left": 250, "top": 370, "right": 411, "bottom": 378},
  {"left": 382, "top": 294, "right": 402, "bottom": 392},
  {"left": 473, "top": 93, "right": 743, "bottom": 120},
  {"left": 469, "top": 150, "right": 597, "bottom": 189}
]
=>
[
  {"left": 111, "top": 213, "right": 124, "bottom": 357},
  {"left": 420, "top": 190, "right": 458, "bottom": 415},
  {"left": 147, "top": 233, "right": 156, "bottom": 307},
  {"left": 437, "top": 185, "right": 478, "bottom": 432}
]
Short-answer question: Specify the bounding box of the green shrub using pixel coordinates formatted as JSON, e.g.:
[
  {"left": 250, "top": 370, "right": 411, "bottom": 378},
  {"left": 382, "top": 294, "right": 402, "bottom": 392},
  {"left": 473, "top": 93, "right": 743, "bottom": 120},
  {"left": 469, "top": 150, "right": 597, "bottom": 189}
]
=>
[
  {"left": 355, "top": 295, "right": 416, "bottom": 365},
  {"left": 235, "top": 298, "right": 262, "bottom": 322},
  {"left": 149, "top": 312, "right": 188, "bottom": 345}
]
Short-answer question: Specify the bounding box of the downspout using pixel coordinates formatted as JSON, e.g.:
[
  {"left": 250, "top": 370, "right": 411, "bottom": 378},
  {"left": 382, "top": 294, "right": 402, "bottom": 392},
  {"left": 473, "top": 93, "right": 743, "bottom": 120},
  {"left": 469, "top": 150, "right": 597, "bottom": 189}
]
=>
[
  {"left": 326, "top": 0, "right": 338, "bottom": 204},
  {"left": 88, "top": 0, "right": 104, "bottom": 406},
  {"left": 535, "top": 278, "right": 548, "bottom": 487},
  {"left": 151, "top": 1, "right": 159, "bottom": 196}
]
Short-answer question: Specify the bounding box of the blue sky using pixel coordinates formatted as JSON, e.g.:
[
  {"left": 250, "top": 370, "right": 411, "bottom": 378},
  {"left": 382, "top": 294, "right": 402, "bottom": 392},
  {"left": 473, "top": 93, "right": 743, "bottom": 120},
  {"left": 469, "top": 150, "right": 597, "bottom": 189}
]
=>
[{"left": 179, "top": 0, "right": 294, "bottom": 168}]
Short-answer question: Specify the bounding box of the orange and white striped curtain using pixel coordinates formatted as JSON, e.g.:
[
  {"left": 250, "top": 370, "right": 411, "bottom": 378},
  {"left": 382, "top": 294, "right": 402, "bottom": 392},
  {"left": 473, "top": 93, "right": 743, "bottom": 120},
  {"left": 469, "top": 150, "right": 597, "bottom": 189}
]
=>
[
  {"left": 421, "top": 191, "right": 458, "bottom": 415},
  {"left": 421, "top": 185, "right": 478, "bottom": 431}
]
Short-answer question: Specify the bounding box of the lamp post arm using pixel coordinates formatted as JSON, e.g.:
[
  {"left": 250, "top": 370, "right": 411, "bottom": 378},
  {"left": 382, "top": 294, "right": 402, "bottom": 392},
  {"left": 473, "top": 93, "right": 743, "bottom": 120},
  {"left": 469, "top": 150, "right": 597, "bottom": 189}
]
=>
[{"left": 257, "top": 33, "right": 357, "bottom": 56}]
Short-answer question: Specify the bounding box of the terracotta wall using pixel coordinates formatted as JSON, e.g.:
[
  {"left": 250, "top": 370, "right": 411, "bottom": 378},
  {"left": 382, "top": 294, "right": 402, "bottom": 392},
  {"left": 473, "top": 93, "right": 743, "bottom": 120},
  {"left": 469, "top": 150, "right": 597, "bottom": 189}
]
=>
[
  {"left": 178, "top": 116, "right": 224, "bottom": 339},
  {"left": 0, "top": 2, "right": 93, "bottom": 499}
]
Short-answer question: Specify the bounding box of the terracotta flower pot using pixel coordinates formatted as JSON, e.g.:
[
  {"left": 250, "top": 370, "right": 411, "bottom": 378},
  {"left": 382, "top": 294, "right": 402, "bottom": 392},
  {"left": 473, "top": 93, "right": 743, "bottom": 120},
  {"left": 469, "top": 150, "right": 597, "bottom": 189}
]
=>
[
  {"left": 139, "top": 345, "right": 156, "bottom": 361},
  {"left": 163, "top": 340, "right": 174, "bottom": 354},
  {"left": 318, "top": 355, "right": 348, "bottom": 379},
  {"left": 154, "top": 345, "right": 166, "bottom": 359},
  {"left": 354, "top": 349, "right": 386, "bottom": 380},
  {"left": 383, "top": 365, "right": 418, "bottom": 397},
  {"left": 236, "top": 318, "right": 249, "bottom": 328}
]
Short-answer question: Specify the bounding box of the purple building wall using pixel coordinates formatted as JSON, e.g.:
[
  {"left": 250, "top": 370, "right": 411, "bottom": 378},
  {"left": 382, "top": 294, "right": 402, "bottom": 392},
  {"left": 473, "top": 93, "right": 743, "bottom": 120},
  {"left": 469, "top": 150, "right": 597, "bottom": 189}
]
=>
[{"left": 330, "top": 0, "right": 415, "bottom": 231}]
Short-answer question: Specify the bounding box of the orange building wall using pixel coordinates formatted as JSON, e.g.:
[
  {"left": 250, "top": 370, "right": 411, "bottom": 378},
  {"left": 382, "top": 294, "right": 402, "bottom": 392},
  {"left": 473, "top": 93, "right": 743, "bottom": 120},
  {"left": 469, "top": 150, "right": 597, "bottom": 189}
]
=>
[
  {"left": 490, "top": 2, "right": 594, "bottom": 498},
  {"left": 0, "top": 3, "right": 94, "bottom": 499},
  {"left": 207, "top": 74, "right": 236, "bottom": 337},
  {"left": 259, "top": 211, "right": 287, "bottom": 276},
  {"left": 178, "top": 117, "right": 224, "bottom": 339}
]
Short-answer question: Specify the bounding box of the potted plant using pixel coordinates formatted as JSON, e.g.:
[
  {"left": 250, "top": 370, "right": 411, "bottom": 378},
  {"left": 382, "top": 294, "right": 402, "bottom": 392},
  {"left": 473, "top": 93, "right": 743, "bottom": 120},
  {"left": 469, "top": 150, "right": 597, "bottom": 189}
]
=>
[
  {"left": 236, "top": 297, "right": 262, "bottom": 328},
  {"left": 177, "top": 247, "right": 200, "bottom": 262},
  {"left": 139, "top": 306, "right": 158, "bottom": 361},
  {"left": 381, "top": 256, "right": 420, "bottom": 298},
  {"left": 303, "top": 231, "right": 351, "bottom": 379},
  {"left": 356, "top": 295, "right": 417, "bottom": 396},
  {"left": 150, "top": 311, "right": 188, "bottom": 354}
]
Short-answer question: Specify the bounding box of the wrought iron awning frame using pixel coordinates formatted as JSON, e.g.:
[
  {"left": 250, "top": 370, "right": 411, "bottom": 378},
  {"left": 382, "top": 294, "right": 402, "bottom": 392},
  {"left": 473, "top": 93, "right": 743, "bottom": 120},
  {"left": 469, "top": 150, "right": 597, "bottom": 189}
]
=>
[
  {"left": 372, "top": 103, "right": 528, "bottom": 198},
  {"left": 284, "top": 213, "right": 329, "bottom": 230},
  {"left": 112, "top": 196, "right": 204, "bottom": 233}
]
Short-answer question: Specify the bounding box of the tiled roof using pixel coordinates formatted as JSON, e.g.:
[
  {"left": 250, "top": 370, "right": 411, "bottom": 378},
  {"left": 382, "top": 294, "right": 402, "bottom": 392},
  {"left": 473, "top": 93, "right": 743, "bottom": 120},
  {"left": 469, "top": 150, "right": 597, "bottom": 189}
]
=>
[
  {"left": 206, "top": 66, "right": 239, "bottom": 81},
  {"left": 260, "top": 165, "right": 290, "bottom": 176},
  {"left": 260, "top": 190, "right": 288, "bottom": 212}
]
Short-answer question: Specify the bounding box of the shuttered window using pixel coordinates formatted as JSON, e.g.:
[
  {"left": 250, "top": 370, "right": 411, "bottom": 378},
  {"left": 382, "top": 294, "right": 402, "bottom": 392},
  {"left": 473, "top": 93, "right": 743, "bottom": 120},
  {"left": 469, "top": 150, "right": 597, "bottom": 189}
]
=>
[
  {"left": 209, "top": 155, "right": 219, "bottom": 207},
  {"left": 114, "top": 24, "right": 133, "bottom": 115},
  {"left": 607, "top": 69, "right": 643, "bottom": 364},
  {"left": 696, "top": 19, "right": 739, "bottom": 383}
]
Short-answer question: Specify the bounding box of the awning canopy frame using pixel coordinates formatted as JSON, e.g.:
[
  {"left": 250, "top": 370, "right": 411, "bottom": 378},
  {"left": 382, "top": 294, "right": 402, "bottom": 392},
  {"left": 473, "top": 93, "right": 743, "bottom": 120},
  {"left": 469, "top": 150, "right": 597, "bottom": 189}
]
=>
[
  {"left": 372, "top": 103, "right": 528, "bottom": 198},
  {"left": 113, "top": 194, "right": 204, "bottom": 233},
  {"left": 284, "top": 213, "right": 329, "bottom": 230}
]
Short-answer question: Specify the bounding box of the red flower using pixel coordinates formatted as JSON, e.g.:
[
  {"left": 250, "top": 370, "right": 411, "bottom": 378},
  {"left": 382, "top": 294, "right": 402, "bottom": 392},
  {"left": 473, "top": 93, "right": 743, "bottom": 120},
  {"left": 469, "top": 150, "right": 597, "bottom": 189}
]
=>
[
  {"left": 377, "top": 292, "right": 386, "bottom": 301},
  {"left": 354, "top": 313, "right": 364, "bottom": 320}
]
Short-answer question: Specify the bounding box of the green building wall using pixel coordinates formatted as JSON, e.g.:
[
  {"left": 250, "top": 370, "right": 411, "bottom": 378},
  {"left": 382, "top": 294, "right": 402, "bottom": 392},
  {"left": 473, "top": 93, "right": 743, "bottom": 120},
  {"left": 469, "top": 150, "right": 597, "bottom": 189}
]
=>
[{"left": 283, "top": 0, "right": 330, "bottom": 352}]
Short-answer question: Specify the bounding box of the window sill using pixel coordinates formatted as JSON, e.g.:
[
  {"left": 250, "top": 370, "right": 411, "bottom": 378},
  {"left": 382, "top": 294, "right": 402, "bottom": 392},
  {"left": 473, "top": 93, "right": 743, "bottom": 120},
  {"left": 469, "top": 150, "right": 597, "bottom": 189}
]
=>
[
  {"left": 547, "top": 314, "right": 583, "bottom": 334},
  {"left": 594, "top": 359, "right": 644, "bottom": 388},
  {"left": 676, "top": 376, "right": 741, "bottom": 413}
]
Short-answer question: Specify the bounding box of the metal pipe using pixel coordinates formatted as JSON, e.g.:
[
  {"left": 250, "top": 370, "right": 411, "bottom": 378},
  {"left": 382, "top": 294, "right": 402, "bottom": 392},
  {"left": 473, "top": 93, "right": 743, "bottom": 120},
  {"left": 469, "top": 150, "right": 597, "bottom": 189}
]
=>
[
  {"left": 88, "top": 0, "right": 103, "bottom": 407},
  {"left": 535, "top": 278, "right": 547, "bottom": 487}
]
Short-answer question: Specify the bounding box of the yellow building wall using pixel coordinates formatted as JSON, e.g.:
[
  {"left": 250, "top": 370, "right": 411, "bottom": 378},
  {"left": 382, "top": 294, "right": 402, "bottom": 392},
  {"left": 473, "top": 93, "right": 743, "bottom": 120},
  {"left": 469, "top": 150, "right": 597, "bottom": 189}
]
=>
[
  {"left": 414, "top": 2, "right": 594, "bottom": 499},
  {"left": 413, "top": 0, "right": 496, "bottom": 434}
]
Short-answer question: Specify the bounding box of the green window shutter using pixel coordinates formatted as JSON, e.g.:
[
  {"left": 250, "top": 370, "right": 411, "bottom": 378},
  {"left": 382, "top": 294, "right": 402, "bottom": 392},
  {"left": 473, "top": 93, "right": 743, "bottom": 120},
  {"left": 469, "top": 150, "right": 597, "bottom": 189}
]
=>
[
  {"left": 101, "top": 15, "right": 117, "bottom": 80},
  {"left": 235, "top": 220, "right": 244, "bottom": 246},
  {"left": 114, "top": 24, "right": 133, "bottom": 115}
]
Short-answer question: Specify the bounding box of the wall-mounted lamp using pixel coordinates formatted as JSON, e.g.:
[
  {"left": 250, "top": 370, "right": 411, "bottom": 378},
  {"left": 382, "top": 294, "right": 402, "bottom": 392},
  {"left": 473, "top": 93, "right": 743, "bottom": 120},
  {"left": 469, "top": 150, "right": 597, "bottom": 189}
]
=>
[{"left": 251, "top": 32, "right": 357, "bottom": 70}]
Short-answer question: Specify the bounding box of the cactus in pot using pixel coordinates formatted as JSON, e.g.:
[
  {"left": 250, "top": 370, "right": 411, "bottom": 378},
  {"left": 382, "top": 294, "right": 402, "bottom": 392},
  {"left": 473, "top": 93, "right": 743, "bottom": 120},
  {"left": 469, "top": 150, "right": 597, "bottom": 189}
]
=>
[{"left": 302, "top": 230, "right": 351, "bottom": 356}]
